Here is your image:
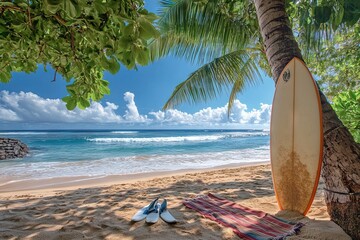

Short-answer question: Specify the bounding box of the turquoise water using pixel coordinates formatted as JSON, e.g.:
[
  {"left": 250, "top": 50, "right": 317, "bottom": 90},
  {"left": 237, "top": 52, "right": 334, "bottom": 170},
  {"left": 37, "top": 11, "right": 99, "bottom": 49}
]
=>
[{"left": 0, "top": 129, "right": 269, "bottom": 183}]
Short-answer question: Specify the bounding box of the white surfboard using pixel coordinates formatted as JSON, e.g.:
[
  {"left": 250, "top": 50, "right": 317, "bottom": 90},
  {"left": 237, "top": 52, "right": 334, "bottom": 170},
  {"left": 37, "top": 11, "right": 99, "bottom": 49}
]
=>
[{"left": 270, "top": 57, "right": 323, "bottom": 215}]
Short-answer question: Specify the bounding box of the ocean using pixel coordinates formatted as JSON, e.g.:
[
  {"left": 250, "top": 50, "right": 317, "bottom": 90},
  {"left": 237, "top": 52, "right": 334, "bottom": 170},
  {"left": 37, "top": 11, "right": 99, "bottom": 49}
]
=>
[{"left": 0, "top": 129, "right": 270, "bottom": 184}]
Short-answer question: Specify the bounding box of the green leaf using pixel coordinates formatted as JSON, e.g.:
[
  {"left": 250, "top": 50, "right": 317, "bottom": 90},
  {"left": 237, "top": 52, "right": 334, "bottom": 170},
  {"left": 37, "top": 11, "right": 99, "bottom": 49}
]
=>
[
  {"left": 78, "top": 97, "right": 90, "bottom": 109},
  {"left": 60, "top": 56, "right": 67, "bottom": 65},
  {"left": 121, "top": 51, "right": 136, "bottom": 69},
  {"left": 99, "top": 55, "right": 109, "bottom": 69},
  {"left": 136, "top": 48, "right": 149, "bottom": 65},
  {"left": 118, "top": 37, "right": 132, "bottom": 50},
  {"left": 314, "top": 6, "right": 332, "bottom": 24},
  {"left": 139, "top": 18, "right": 160, "bottom": 40},
  {"left": 44, "top": 0, "right": 61, "bottom": 14},
  {"left": 349, "top": 90, "right": 356, "bottom": 100},
  {"left": 0, "top": 25, "right": 9, "bottom": 34},
  {"left": 143, "top": 12, "right": 158, "bottom": 22},
  {"left": 107, "top": 57, "right": 120, "bottom": 74},
  {"left": 99, "top": 80, "right": 109, "bottom": 87},
  {"left": 91, "top": 91, "right": 103, "bottom": 101},
  {"left": 99, "top": 55, "right": 120, "bottom": 74},
  {"left": 64, "top": 0, "right": 82, "bottom": 18},
  {"left": 94, "top": 0, "right": 108, "bottom": 14},
  {"left": 123, "top": 23, "right": 135, "bottom": 37},
  {"left": 332, "top": 5, "right": 344, "bottom": 30},
  {"left": 99, "top": 84, "right": 110, "bottom": 95},
  {"left": 66, "top": 84, "right": 77, "bottom": 95},
  {"left": 62, "top": 96, "right": 72, "bottom": 103},
  {"left": 0, "top": 71, "right": 11, "bottom": 83},
  {"left": 65, "top": 97, "right": 77, "bottom": 110}
]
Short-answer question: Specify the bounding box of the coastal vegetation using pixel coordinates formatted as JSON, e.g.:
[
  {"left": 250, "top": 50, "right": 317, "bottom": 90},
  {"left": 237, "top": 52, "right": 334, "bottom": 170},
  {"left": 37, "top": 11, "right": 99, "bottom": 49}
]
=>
[
  {"left": 0, "top": 0, "right": 359, "bottom": 238},
  {"left": 332, "top": 90, "right": 360, "bottom": 143},
  {"left": 0, "top": 0, "right": 159, "bottom": 109}
]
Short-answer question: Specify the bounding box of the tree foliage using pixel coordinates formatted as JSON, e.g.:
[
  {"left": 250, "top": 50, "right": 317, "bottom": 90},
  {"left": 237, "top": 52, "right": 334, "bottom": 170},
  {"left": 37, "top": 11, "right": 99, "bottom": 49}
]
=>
[
  {"left": 152, "top": 0, "right": 359, "bottom": 113},
  {"left": 307, "top": 26, "right": 359, "bottom": 99},
  {"left": 287, "top": 0, "right": 360, "bottom": 99},
  {"left": 332, "top": 90, "right": 360, "bottom": 143},
  {"left": 287, "top": 0, "right": 360, "bottom": 53},
  {"left": 0, "top": 0, "right": 159, "bottom": 109},
  {"left": 150, "top": 0, "right": 265, "bottom": 113}
]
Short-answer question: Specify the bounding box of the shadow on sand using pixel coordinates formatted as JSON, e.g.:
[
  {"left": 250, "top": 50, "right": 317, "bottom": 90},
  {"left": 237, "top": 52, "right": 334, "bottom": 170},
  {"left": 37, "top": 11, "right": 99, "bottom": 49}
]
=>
[{"left": 0, "top": 166, "right": 350, "bottom": 239}]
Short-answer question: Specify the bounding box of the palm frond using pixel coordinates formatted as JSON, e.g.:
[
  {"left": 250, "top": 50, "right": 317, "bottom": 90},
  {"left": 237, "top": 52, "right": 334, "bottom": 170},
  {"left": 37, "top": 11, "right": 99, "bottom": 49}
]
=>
[
  {"left": 163, "top": 49, "right": 262, "bottom": 110},
  {"left": 149, "top": 31, "right": 226, "bottom": 65},
  {"left": 227, "top": 55, "right": 262, "bottom": 116},
  {"left": 153, "top": 0, "right": 259, "bottom": 64}
]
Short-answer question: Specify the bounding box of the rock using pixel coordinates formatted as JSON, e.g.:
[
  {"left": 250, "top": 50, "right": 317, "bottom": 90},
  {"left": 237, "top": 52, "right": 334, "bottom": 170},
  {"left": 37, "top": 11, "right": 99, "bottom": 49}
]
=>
[{"left": 0, "top": 138, "right": 29, "bottom": 160}]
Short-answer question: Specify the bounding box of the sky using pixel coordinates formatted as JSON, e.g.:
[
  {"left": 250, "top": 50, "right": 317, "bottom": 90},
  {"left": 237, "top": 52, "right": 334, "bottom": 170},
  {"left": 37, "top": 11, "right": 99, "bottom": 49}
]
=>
[{"left": 0, "top": 1, "right": 275, "bottom": 130}]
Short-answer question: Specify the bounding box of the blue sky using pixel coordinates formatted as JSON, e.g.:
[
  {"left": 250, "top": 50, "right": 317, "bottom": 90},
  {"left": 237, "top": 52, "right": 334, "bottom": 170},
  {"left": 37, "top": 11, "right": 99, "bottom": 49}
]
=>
[{"left": 0, "top": 1, "right": 275, "bottom": 130}]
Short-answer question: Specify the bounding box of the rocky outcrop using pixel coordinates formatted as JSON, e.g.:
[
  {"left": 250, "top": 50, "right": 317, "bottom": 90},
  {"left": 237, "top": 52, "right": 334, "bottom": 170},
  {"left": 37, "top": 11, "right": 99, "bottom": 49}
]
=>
[{"left": 0, "top": 138, "right": 29, "bottom": 160}]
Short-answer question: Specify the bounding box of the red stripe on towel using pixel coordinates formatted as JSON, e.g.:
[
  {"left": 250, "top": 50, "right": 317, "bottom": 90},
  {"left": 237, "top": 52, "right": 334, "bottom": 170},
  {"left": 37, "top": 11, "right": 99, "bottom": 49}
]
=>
[
  {"left": 194, "top": 196, "right": 279, "bottom": 237},
  {"left": 183, "top": 193, "right": 304, "bottom": 240}
]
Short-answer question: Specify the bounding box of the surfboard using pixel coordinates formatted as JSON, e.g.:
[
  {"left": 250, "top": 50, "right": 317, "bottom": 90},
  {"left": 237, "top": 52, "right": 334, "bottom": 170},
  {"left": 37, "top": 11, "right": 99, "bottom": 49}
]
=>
[{"left": 270, "top": 57, "right": 323, "bottom": 215}]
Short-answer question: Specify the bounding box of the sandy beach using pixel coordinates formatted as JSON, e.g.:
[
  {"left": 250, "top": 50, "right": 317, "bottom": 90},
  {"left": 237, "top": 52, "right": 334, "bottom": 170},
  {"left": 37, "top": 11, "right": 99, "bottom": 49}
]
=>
[{"left": 0, "top": 164, "right": 351, "bottom": 239}]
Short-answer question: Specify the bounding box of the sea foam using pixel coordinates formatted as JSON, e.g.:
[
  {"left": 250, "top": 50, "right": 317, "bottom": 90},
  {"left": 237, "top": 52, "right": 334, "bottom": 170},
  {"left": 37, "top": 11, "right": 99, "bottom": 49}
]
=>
[
  {"left": 111, "top": 131, "right": 139, "bottom": 134},
  {"left": 0, "top": 132, "right": 48, "bottom": 135},
  {"left": 87, "top": 132, "right": 269, "bottom": 143},
  {"left": 0, "top": 146, "right": 270, "bottom": 182},
  {"left": 86, "top": 135, "right": 224, "bottom": 143}
]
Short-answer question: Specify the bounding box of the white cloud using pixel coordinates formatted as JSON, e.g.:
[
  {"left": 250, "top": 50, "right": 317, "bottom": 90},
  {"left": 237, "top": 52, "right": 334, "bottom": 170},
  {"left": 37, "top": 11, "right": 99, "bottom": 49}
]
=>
[
  {"left": 0, "top": 91, "right": 121, "bottom": 123},
  {"left": 230, "top": 100, "right": 272, "bottom": 124},
  {"left": 0, "top": 107, "right": 21, "bottom": 121},
  {"left": 0, "top": 91, "right": 271, "bottom": 128},
  {"left": 123, "top": 92, "right": 147, "bottom": 122},
  {"left": 193, "top": 106, "right": 228, "bottom": 123},
  {"left": 149, "top": 100, "right": 271, "bottom": 126},
  {"left": 149, "top": 109, "right": 194, "bottom": 124}
]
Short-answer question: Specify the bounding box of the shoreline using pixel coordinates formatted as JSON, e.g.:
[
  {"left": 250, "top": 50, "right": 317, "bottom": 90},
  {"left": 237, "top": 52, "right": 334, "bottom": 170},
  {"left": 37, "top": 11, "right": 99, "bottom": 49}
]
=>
[{"left": 0, "top": 161, "right": 269, "bottom": 195}]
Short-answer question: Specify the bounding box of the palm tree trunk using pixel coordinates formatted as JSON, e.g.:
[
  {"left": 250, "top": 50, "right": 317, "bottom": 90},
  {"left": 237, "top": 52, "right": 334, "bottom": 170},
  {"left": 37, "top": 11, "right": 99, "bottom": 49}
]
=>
[{"left": 253, "top": 0, "right": 360, "bottom": 238}]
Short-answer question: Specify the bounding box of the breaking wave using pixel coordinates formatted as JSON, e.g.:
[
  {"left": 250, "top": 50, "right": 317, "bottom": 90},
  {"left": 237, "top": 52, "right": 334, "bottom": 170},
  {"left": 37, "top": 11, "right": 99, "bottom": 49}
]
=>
[{"left": 87, "top": 132, "right": 269, "bottom": 143}]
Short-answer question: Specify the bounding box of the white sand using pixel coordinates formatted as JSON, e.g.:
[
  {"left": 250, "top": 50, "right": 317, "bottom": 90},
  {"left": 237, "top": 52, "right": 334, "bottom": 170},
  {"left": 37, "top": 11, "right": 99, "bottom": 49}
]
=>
[{"left": 0, "top": 164, "right": 351, "bottom": 239}]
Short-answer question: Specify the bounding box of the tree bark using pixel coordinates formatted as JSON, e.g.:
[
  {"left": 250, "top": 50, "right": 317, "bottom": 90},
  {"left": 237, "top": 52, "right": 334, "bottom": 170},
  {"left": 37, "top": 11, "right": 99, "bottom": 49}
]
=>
[{"left": 254, "top": 0, "right": 360, "bottom": 238}]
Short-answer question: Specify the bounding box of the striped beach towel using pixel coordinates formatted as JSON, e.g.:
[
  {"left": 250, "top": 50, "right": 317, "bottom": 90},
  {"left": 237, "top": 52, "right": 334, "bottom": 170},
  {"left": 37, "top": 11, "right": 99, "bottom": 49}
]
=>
[{"left": 183, "top": 193, "right": 304, "bottom": 240}]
